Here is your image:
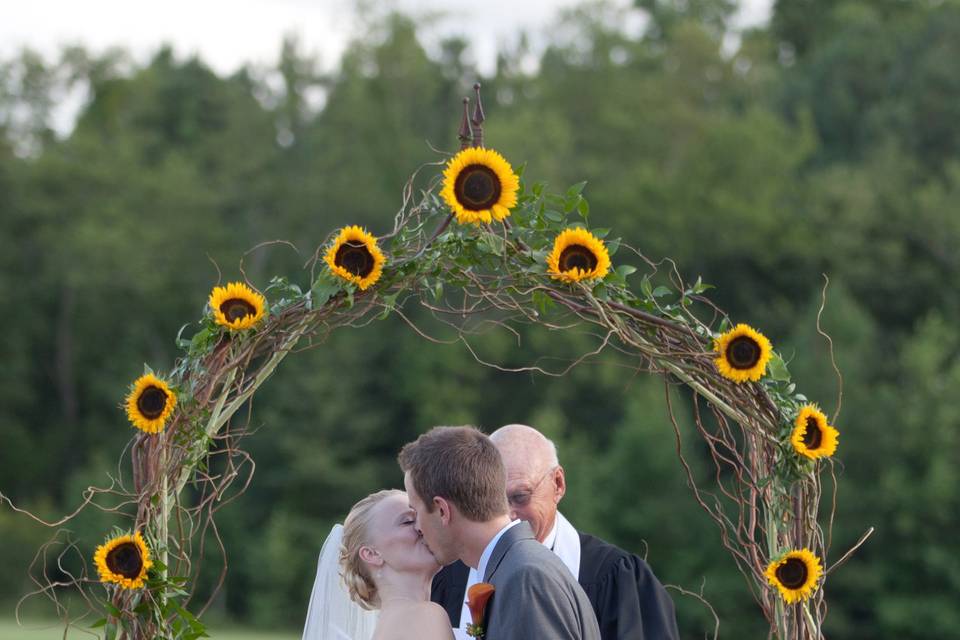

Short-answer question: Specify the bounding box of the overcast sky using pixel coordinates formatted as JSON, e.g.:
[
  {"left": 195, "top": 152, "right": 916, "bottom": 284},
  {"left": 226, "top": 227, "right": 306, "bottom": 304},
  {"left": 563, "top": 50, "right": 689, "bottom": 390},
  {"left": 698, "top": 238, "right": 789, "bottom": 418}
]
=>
[{"left": 3, "top": 0, "right": 773, "bottom": 76}]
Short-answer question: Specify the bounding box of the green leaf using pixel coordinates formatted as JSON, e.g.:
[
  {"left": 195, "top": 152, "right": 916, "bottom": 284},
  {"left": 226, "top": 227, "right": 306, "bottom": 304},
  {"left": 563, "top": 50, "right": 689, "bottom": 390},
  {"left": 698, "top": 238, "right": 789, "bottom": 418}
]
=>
[
  {"left": 566, "top": 181, "right": 587, "bottom": 197},
  {"left": 652, "top": 285, "right": 672, "bottom": 298},
  {"left": 691, "top": 276, "right": 713, "bottom": 294},
  {"left": 616, "top": 265, "right": 638, "bottom": 279},
  {"left": 90, "top": 618, "right": 107, "bottom": 629},
  {"left": 577, "top": 198, "right": 590, "bottom": 219},
  {"left": 532, "top": 290, "right": 554, "bottom": 315},
  {"left": 606, "top": 238, "right": 620, "bottom": 256},
  {"left": 483, "top": 232, "right": 505, "bottom": 256},
  {"left": 591, "top": 227, "right": 610, "bottom": 238},
  {"left": 310, "top": 274, "right": 340, "bottom": 308},
  {"left": 543, "top": 210, "right": 564, "bottom": 222},
  {"left": 379, "top": 292, "right": 399, "bottom": 320},
  {"left": 640, "top": 275, "right": 653, "bottom": 298},
  {"left": 175, "top": 323, "right": 192, "bottom": 348},
  {"left": 767, "top": 354, "right": 791, "bottom": 382}
]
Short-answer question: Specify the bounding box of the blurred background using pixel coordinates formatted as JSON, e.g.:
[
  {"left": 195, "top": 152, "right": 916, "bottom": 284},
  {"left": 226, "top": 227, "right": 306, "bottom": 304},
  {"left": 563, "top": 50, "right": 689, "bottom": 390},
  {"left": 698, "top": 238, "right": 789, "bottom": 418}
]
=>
[{"left": 2, "top": 0, "right": 959, "bottom": 638}]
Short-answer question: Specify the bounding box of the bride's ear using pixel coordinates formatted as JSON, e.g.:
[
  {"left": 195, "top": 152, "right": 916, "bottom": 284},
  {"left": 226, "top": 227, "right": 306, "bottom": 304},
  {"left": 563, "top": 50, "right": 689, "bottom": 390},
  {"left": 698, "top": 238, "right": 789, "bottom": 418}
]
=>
[{"left": 358, "top": 545, "right": 382, "bottom": 567}]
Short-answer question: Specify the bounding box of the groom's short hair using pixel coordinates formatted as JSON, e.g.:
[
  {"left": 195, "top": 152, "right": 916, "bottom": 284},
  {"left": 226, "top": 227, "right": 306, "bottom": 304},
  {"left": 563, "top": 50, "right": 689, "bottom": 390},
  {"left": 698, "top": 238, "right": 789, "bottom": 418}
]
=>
[{"left": 398, "top": 426, "right": 508, "bottom": 522}]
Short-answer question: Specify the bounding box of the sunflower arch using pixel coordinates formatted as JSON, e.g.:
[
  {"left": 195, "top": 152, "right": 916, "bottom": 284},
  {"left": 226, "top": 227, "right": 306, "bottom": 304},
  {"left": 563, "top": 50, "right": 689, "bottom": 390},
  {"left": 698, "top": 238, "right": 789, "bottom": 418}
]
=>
[{"left": 17, "top": 85, "right": 858, "bottom": 640}]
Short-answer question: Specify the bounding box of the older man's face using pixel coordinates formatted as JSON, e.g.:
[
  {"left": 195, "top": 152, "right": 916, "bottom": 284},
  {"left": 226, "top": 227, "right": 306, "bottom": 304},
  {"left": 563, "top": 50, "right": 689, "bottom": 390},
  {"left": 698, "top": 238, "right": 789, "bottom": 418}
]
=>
[{"left": 503, "top": 461, "right": 565, "bottom": 543}]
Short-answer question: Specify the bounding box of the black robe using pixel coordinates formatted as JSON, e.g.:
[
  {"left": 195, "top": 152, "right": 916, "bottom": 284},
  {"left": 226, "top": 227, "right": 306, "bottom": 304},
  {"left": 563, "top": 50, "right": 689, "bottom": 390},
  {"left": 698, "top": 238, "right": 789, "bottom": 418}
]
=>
[{"left": 431, "top": 531, "right": 680, "bottom": 640}]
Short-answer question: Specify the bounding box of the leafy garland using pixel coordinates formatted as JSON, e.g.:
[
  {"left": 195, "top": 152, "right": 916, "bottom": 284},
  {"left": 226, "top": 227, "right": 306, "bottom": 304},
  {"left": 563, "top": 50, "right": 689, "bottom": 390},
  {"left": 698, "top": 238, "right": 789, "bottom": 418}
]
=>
[{"left": 15, "top": 95, "right": 855, "bottom": 640}]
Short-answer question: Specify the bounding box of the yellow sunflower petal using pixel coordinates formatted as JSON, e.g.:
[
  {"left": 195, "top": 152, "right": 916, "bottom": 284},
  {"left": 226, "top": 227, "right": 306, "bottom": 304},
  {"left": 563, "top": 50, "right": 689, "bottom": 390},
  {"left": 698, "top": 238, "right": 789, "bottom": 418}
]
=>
[
  {"left": 209, "top": 282, "right": 267, "bottom": 331},
  {"left": 713, "top": 323, "right": 773, "bottom": 383},
  {"left": 791, "top": 405, "right": 839, "bottom": 459},
  {"left": 440, "top": 147, "right": 519, "bottom": 225},
  {"left": 93, "top": 531, "right": 153, "bottom": 590},
  {"left": 765, "top": 548, "right": 822, "bottom": 604},
  {"left": 323, "top": 226, "right": 386, "bottom": 290},
  {"left": 125, "top": 373, "right": 177, "bottom": 434},
  {"left": 546, "top": 227, "right": 611, "bottom": 283}
]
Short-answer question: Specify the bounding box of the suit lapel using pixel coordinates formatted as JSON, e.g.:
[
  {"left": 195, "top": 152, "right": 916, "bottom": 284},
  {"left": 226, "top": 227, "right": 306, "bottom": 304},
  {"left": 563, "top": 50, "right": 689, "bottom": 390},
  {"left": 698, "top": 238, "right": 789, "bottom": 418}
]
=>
[{"left": 483, "top": 521, "right": 535, "bottom": 582}]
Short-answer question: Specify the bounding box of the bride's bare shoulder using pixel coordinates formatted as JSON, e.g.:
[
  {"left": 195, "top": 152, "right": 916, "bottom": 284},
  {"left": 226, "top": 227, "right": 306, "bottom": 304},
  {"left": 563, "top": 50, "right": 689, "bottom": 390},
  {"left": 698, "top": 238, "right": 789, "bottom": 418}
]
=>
[{"left": 374, "top": 601, "right": 453, "bottom": 640}]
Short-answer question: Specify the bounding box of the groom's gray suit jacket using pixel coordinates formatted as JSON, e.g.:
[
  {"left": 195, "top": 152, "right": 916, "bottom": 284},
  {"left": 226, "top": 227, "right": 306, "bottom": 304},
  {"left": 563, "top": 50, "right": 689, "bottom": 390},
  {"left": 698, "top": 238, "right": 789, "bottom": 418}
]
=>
[{"left": 482, "top": 521, "right": 601, "bottom": 640}]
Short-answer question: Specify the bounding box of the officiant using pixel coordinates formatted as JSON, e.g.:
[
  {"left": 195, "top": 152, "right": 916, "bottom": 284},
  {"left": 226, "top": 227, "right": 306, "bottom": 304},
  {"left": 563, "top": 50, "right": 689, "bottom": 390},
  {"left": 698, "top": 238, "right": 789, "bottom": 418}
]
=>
[{"left": 431, "top": 424, "right": 680, "bottom": 640}]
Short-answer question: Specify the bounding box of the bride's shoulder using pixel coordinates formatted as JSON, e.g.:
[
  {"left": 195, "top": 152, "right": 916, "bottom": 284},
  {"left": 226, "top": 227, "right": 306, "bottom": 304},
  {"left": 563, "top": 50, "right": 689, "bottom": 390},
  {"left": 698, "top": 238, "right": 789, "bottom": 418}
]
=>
[{"left": 376, "top": 601, "right": 452, "bottom": 638}]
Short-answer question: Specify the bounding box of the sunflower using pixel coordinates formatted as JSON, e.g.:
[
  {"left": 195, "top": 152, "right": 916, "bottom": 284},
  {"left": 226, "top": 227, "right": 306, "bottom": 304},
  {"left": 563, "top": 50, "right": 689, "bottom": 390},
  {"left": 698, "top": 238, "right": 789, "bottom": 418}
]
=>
[
  {"left": 791, "top": 405, "right": 839, "bottom": 460},
  {"left": 440, "top": 147, "right": 519, "bottom": 225},
  {"left": 93, "top": 531, "right": 153, "bottom": 590},
  {"left": 324, "top": 225, "right": 386, "bottom": 290},
  {"left": 125, "top": 373, "right": 177, "bottom": 434},
  {"left": 765, "top": 548, "right": 822, "bottom": 604},
  {"left": 546, "top": 228, "right": 612, "bottom": 283},
  {"left": 713, "top": 323, "right": 773, "bottom": 383},
  {"left": 209, "top": 282, "right": 267, "bottom": 331}
]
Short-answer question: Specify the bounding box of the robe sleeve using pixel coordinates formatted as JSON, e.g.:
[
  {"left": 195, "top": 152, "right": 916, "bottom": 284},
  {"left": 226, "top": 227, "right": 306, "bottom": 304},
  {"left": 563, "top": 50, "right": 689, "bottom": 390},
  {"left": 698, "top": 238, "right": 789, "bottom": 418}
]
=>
[
  {"left": 431, "top": 560, "right": 470, "bottom": 628},
  {"left": 585, "top": 552, "right": 680, "bottom": 640}
]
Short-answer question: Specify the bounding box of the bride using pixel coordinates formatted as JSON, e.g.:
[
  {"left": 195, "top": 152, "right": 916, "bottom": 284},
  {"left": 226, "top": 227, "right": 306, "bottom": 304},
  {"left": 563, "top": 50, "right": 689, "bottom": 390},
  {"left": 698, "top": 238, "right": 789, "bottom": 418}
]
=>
[{"left": 302, "top": 489, "right": 455, "bottom": 640}]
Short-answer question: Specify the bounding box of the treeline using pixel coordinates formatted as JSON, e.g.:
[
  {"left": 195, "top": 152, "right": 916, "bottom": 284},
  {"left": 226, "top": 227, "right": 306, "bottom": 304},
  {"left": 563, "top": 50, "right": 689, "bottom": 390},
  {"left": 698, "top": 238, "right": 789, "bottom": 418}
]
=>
[{"left": 1, "top": 1, "right": 959, "bottom": 638}]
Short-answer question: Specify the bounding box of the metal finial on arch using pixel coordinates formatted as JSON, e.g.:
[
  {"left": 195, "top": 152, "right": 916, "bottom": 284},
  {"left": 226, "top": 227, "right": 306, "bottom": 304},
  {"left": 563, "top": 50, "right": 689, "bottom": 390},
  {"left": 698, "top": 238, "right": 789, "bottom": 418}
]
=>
[
  {"left": 458, "top": 97, "right": 473, "bottom": 150},
  {"left": 471, "top": 82, "right": 485, "bottom": 148}
]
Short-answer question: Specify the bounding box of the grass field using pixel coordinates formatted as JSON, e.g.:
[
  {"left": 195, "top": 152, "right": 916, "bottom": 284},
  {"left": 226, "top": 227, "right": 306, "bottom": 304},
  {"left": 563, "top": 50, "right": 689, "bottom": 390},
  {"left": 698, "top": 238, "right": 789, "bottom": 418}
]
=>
[{"left": 0, "top": 619, "right": 298, "bottom": 640}]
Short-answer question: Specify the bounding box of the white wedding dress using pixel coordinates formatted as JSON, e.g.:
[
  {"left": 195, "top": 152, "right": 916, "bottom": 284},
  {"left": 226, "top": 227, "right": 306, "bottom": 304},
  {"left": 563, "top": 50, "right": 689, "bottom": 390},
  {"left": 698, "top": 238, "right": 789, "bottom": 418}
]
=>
[{"left": 302, "top": 524, "right": 379, "bottom": 640}]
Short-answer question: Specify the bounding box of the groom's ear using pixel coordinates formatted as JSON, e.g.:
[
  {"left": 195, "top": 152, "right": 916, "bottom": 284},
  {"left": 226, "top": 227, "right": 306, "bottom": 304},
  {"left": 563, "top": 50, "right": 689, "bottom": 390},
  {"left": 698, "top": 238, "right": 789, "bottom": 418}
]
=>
[{"left": 433, "top": 496, "right": 452, "bottom": 526}]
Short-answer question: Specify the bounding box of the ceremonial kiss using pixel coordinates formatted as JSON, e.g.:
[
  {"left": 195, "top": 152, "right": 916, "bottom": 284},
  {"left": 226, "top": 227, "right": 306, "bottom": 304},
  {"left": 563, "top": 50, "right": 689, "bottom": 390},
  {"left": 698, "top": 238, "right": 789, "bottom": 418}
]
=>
[{"left": 302, "top": 425, "right": 680, "bottom": 640}]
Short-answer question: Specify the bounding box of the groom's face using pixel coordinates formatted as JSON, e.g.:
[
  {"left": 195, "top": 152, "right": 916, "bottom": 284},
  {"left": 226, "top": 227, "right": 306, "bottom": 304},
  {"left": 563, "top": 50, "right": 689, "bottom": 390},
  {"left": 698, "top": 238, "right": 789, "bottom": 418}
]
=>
[{"left": 403, "top": 471, "right": 455, "bottom": 565}]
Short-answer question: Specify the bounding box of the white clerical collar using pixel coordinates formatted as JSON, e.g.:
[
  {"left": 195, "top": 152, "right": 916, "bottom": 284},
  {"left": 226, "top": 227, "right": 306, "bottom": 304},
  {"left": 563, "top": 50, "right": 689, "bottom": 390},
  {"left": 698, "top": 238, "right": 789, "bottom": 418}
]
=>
[
  {"left": 476, "top": 519, "right": 521, "bottom": 580},
  {"left": 551, "top": 511, "right": 581, "bottom": 580},
  {"left": 542, "top": 518, "right": 559, "bottom": 551}
]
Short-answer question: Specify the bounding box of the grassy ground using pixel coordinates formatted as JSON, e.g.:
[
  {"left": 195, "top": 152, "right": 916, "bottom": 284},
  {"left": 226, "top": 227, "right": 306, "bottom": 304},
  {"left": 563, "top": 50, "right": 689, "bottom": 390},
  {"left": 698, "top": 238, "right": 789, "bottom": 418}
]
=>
[{"left": 0, "top": 619, "right": 298, "bottom": 639}]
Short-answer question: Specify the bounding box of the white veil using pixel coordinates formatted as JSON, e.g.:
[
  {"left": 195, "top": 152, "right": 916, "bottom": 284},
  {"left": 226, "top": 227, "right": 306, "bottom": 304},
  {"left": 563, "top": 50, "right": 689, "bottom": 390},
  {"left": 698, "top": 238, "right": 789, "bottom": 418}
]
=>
[{"left": 302, "top": 524, "right": 379, "bottom": 640}]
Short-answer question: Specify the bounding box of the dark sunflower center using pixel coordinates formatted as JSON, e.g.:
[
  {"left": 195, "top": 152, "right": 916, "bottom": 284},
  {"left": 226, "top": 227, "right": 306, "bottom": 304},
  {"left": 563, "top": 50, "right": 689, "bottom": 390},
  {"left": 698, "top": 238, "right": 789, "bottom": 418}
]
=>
[
  {"left": 335, "top": 241, "right": 375, "bottom": 278},
  {"left": 220, "top": 298, "right": 256, "bottom": 322},
  {"left": 558, "top": 244, "right": 599, "bottom": 273},
  {"left": 726, "top": 336, "right": 761, "bottom": 370},
  {"left": 775, "top": 557, "right": 809, "bottom": 590},
  {"left": 803, "top": 417, "right": 823, "bottom": 449},
  {"left": 105, "top": 542, "right": 144, "bottom": 579},
  {"left": 454, "top": 165, "right": 502, "bottom": 211},
  {"left": 136, "top": 386, "right": 168, "bottom": 420}
]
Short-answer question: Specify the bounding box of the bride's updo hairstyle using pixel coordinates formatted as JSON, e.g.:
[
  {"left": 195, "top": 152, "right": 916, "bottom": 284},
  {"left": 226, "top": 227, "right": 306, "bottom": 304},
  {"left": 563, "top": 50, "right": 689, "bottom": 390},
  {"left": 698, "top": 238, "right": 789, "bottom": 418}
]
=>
[{"left": 339, "top": 489, "right": 404, "bottom": 610}]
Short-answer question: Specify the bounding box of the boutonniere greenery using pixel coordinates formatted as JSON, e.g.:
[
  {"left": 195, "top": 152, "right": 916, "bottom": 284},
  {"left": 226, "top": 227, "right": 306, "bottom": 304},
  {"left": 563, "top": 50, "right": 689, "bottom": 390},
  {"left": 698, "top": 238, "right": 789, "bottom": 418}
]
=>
[{"left": 466, "top": 582, "right": 495, "bottom": 638}]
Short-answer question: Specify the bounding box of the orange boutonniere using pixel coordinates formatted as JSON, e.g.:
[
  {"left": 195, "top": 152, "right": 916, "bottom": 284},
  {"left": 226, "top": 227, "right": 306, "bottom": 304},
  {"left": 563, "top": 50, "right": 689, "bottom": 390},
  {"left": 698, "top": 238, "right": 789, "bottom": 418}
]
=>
[{"left": 466, "top": 582, "right": 495, "bottom": 638}]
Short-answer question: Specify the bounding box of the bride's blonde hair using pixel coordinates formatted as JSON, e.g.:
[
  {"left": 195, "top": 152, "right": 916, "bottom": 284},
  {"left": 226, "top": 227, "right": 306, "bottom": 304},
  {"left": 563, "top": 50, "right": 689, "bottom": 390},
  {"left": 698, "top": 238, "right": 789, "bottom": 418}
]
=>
[{"left": 339, "top": 489, "right": 404, "bottom": 610}]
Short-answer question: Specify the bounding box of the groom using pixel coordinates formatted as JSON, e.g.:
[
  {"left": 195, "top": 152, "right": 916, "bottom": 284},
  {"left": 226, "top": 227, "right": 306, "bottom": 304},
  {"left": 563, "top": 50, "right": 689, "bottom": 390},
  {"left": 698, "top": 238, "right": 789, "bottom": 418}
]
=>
[{"left": 400, "top": 426, "right": 601, "bottom": 640}]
